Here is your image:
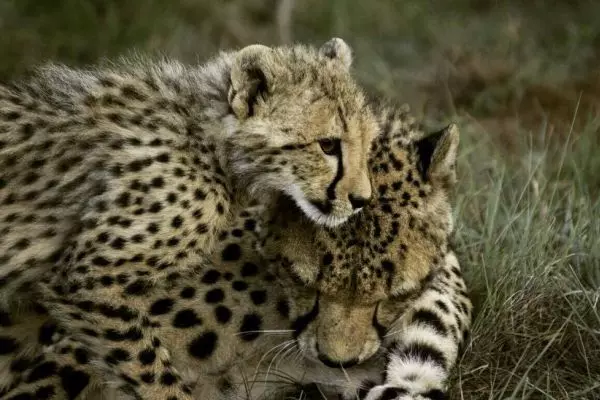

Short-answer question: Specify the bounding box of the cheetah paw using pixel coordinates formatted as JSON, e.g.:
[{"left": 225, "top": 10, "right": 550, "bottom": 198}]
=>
[{"left": 363, "top": 385, "right": 446, "bottom": 400}]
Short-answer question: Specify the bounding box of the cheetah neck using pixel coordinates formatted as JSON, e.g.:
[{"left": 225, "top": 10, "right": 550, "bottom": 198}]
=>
[{"left": 137, "top": 53, "right": 285, "bottom": 221}]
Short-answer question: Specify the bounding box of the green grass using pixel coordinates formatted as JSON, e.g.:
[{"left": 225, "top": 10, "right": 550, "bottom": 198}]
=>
[
  {"left": 451, "top": 114, "right": 600, "bottom": 399},
  {"left": 2, "top": 0, "right": 599, "bottom": 398}
]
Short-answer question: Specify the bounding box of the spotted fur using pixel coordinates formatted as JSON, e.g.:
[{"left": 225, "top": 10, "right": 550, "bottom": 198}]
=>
[
  {"left": 259, "top": 102, "right": 471, "bottom": 399},
  {"left": 0, "top": 102, "right": 471, "bottom": 400},
  {"left": 0, "top": 38, "right": 377, "bottom": 400}
]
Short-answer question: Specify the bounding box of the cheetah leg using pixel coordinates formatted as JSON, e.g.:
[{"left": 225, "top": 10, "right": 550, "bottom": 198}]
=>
[
  {"left": 358, "top": 252, "right": 472, "bottom": 400},
  {"left": 44, "top": 300, "right": 195, "bottom": 400},
  {"left": 0, "top": 342, "right": 107, "bottom": 400},
  {"left": 40, "top": 240, "right": 198, "bottom": 400},
  {"left": 0, "top": 304, "right": 107, "bottom": 400}
]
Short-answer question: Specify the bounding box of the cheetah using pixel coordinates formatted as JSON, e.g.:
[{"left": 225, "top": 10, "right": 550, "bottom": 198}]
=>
[
  {"left": 0, "top": 38, "right": 377, "bottom": 399},
  {"left": 0, "top": 101, "right": 472, "bottom": 400}
]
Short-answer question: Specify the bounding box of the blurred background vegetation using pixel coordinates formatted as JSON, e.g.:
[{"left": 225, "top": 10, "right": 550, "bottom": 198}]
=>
[{"left": 2, "top": 0, "right": 599, "bottom": 399}]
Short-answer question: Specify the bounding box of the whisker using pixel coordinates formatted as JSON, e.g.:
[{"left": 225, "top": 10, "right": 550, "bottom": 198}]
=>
[
  {"left": 276, "top": 343, "right": 298, "bottom": 369},
  {"left": 384, "top": 327, "right": 403, "bottom": 338},
  {"left": 252, "top": 340, "right": 294, "bottom": 381},
  {"left": 340, "top": 363, "right": 352, "bottom": 384},
  {"left": 234, "top": 329, "right": 294, "bottom": 336},
  {"left": 261, "top": 341, "right": 297, "bottom": 394}
]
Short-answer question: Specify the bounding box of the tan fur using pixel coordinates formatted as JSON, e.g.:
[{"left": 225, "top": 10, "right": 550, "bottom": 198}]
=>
[
  {"left": 0, "top": 37, "right": 374, "bottom": 303},
  {"left": 0, "top": 102, "right": 471, "bottom": 400},
  {"left": 259, "top": 102, "right": 462, "bottom": 367},
  {"left": 0, "top": 38, "right": 377, "bottom": 400}
]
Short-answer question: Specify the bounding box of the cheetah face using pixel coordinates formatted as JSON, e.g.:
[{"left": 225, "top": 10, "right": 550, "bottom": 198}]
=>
[
  {"left": 260, "top": 118, "right": 459, "bottom": 368},
  {"left": 226, "top": 38, "right": 376, "bottom": 227}
]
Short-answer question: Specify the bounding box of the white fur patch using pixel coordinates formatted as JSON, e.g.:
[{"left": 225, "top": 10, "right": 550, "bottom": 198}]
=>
[
  {"left": 222, "top": 114, "right": 239, "bottom": 137},
  {"left": 363, "top": 385, "right": 411, "bottom": 400},
  {"left": 386, "top": 355, "right": 446, "bottom": 392},
  {"left": 397, "top": 325, "right": 457, "bottom": 366},
  {"left": 282, "top": 183, "right": 348, "bottom": 227}
]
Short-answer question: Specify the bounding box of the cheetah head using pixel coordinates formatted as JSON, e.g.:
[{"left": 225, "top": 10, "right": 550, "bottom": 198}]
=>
[
  {"left": 225, "top": 38, "right": 376, "bottom": 227},
  {"left": 260, "top": 106, "right": 459, "bottom": 368}
]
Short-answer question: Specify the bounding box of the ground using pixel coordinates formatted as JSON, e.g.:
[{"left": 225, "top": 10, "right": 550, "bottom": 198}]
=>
[{"left": 0, "top": 0, "right": 599, "bottom": 399}]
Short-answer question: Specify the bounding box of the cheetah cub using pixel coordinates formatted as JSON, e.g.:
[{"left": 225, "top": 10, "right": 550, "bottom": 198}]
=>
[
  {"left": 258, "top": 103, "right": 472, "bottom": 400},
  {"left": 0, "top": 103, "right": 471, "bottom": 400},
  {"left": 0, "top": 38, "right": 375, "bottom": 400}
]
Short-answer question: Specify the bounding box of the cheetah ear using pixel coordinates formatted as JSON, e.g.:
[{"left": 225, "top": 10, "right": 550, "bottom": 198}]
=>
[
  {"left": 415, "top": 123, "right": 459, "bottom": 188},
  {"left": 229, "top": 44, "right": 275, "bottom": 120},
  {"left": 319, "top": 37, "right": 353, "bottom": 70}
]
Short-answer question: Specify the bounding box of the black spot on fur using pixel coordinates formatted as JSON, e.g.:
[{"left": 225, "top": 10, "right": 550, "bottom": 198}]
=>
[
  {"left": 393, "top": 342, "right": 446, "bottom": 369},
  {"left": 422, "top": 389, "right": 447, "bottom": 400},
  {"left": 322, "top": 252, "right": 333, "bottom": 266},
  {"left": 119, "top": 372, "right": 139, "bottom": 388},
  {"left": 434, "top": 299, "right": 450, "bottom": 313},
  {"left": 147, "top": 222, "right": 159, "bottom": 234},
  {"left": 381, "top": 260, "right": 394, "bottom": 271},
  {"left": 121, "top": 85, "right": 147, "bottom": 101},
  {"left": 13, "top": 238, "right": 31, "bottom": 250},
  {"left": 92, "top": 256, "right": 110, "bottom": 266},
  {"left": 231, "top": 229, "right": 244, "bottom": 238},
  {"left": 221, "top": 243, "right": 242, "bottom": 261},
  {"left": 201, "top": 269, "right": 221, "bottom": 284},
  {"left": 10, "top": 357, "right": 31, "bottom": 372},
  {"left": 148, "top": 202, "right": 162, "bottom": 213},
  {"left": 250, "top": 290, "right": 267, "bottom": 305},
  {"left": 241, "top": 262, "right": 259, "bottom": 277},
  {"left": 115, "top": 192, "right": 131, "bottom": 208},
  {"left": 105, "top": 348, "right": 131, "bottom": 365},
  {"left": 205, "top": 288, "right": 225, "bottom": 304},
  {"left": 412, "top": 309, "right": 448, "bottom": 336},
  {"left": 171, "top": 215, "right": 183, "bottom": 228},
  {"left": 173, "top": 309, "right": 202, "bottom": 328},
  {"left": 59, "top": 366, "right": 90, "bottom": 400},
  {"left": 232, "top": 280, "right": 248, "bottom": 291},
  {"left": 138, "top": 347, "right": 156, "bottom": 365},
  {"left": 110, "top": 237, "right": 126, "bottom": 249},
  {"left": 74, "top": 347, "right": 90, "bottom": 364},
  {"left": 180, "top": 287, "right": 195, "bottom": 298},
  {"left": 0, "top": 336, "right": 19, "bottom": 354},
  {"left": 26, "top": 361, "right": 58, "bottom": 382},
  {"left": 125, "top": 279, "right": 151, "bottom": 295},
  {"left": 38, "top": 321, "right": 58, "bottom": 345},
  {"left": 149, "top": 298, "right": 174, "bottom": 315},
  {"left": 380, "top": 387, "right": 409, "bottom": 400},
  {"left": 194, "top": 189, "right": 207, "bottom": 200},
  {"left": 276, "top": 299, "right": 290, "bottom": 318},
  {"left": 35, "top": 385, "right": 56, "bottom": 400},
  {"left": 160, "top": 372, "right": 178, "bottom": 386},
  {"left": 239, "top": 313, "right": 262, "bottom": 341},
  {"left": 188, "top": 331, "right": 218, "bottom": 359},
  {"left": 140, "top": 372, "right": 155, "bottom": 383},
  {"left": 215, "top": 306, "right": 232, "bottom": 324},
  {"left": 244, "top": 219, "right": 256, "bottom": 231},
  {"left": 97, "top": 232, "right": 110, "bottom": 243},
  {"left": 195, "top": 223, "right": 209, "bottom": 234}
]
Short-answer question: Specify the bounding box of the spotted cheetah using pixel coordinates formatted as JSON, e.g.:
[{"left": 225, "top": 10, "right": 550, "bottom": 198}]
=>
[
  {"left": 0, "top": 38, "right": 377, "bottom": 399},
  {"left": 0, "top": 102, "right": 471, "bottom": 400}
]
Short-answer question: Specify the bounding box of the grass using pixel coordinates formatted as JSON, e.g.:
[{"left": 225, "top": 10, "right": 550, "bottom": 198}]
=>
[
  {"left": 2, "top": 0, "right": 599, "bottom": 398},
  {"left": 451, "top": 112, "right": 600, "bottom": 399}
]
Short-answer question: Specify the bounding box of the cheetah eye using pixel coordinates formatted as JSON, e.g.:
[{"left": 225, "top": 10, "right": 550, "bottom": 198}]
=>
[{"left": 318, "top": 138, "right": 341, "bottom": 156}]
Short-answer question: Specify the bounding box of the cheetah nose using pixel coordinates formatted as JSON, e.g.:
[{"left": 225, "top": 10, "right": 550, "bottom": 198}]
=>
[
  {"left": 348, "top": 194, "right": 370, "bottom": 209},
  {"left": 317, "top": 352, "right": 359, "bottom": 369}
]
